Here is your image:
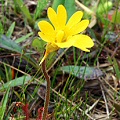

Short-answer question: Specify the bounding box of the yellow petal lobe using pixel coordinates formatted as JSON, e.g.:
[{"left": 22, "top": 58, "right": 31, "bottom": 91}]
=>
[
  {"left": 68, "top": 20, "right": 89, "bottom": 36},
  {"left": 47, "top": 7, "right": 58, "bottom": 29},
  {"left": 73, "top": 35, "right": 94, "bottom": 52},
  {"left": 38, "top": 32, "right": 54, "bottom": 42},
  {"left": 38, "top": 21, "right": 55, "bottom": 36},
  {"left": 66, "top": 11, "right": 83, "bottom": 28},
  {"left": 57, "top": 5, "right": 67, "bottom": 29}
]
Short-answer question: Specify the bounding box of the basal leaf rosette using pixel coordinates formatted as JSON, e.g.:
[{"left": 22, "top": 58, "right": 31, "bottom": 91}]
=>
[{"left": 38, "top": 5, "right": 94, "bottom": 64}]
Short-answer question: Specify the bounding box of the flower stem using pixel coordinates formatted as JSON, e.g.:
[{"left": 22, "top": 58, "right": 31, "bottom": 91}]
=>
[{"left": 41, "top": 60, "right": 51, "bottom": 120}]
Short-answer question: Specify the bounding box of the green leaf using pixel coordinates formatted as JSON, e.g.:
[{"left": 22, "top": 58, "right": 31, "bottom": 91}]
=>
[
  {"left": 15, "top": 32, "right": 33, "bottom": 43},
  {"left": 0, "top": 35, "right": 38, "bottom": 69},
  {"left": 60, "top": 66, "right": 103, "bottom": 80},
  {"left": 64, "top": 0, "right": 76, "bottom": 19},
  {"left": 0, "top": 87, "right": 10, "bottom": 119},
  {"left": 52, "top": 0, "right": 76, "bottom": 19},
  {"left": 32, "top": 37, "right": 46, "bottom": 52},
  {"left": 0, "top": 35, "right": 22, "bottom": 53},
  {"left": 52, "top": 0, "right": 65, "bottom": 11},
  {"left": 6, "top": 22, "right": 15, "bottom": 38},
  {"left": 0, "top": 75, "right": 31, "bottom": 91}
]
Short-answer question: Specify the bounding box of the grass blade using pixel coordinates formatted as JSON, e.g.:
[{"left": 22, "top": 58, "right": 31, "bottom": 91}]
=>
[
  {"left": 34, "top": 0, "right": 48, "bottom": 20},
  {"left": 0, "top": 21, "right": 4, "bottom": 34},
  {"left": 113, "top": 58, "right": 120, "bottom": 80},
  {"left": 0, "top": 75, "right": 31, "bottom": 91},
  {"left": 13, "top": 0, "right": 34, "bottom": 27},
  {"left": 6, "top": 22, "right": 15, "bottom": 38},
  {"left": 15, "top": 32, "right": 33, "bottom": 43},
  {"left": 0, "top": 87, "right": 10, "bottom": 119}
]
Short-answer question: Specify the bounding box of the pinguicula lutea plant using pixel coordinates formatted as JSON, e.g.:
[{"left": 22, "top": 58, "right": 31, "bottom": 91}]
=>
[{"left": 38, "top": 5, "right": 94, "bottom": 120}]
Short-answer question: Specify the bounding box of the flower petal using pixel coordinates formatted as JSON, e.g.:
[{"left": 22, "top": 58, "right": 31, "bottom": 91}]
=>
[
  {"left": 38, "top": 21, "right": 55, "bottom": 36},
  {"left": 72, "top": 34, "right": 94, "bottom": 52},
  {"left": 57, "top": 5, "right": 67, "bottom": 29},
  {"left": 55, "top": 36, "right": 75, "bottom": 48},
  {"left": 47, "top": 7, "right": 59, "bottom": 29},
  {"left": 66, "top": 11, "right": 83, "bottom": 28},
  {"left": 38, "top": 32, "right": 55, "bottom": 42},
  {"left": 68, "top": 20, "right": 89, "bottom": 36}
]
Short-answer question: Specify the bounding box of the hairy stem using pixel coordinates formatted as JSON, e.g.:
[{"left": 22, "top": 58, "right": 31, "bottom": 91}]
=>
[{"left": 42, "top": 60, "right": 51, "bottom": 120}]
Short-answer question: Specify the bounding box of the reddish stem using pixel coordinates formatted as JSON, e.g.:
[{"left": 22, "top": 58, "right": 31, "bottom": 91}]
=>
[
  {"left": 22, "top": 103, "right": 30, "bottom": 120},
  {"left": 36, "top": 107, "right": 44, "bottom": 120},
  {"left": 41, "top": 60, "right": 51, "bottom": 120}
]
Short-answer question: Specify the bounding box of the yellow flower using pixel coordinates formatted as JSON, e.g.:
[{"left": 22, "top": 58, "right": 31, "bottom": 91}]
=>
[{"left": 38, "top": 5, "right": 94, "bottom": 64}]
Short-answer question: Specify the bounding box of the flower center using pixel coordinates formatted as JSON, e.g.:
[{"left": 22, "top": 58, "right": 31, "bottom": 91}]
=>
[{"left": 55, "top": 30, "right": 65, "bottom": 43}]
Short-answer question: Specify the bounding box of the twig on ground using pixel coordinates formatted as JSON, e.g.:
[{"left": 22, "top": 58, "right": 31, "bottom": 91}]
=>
[
  {"left": 85, "top": 98, "right": 100, "bottom": 114},
  {"left": 100, "top": 84, "right": 110, "bottom": 119}
]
